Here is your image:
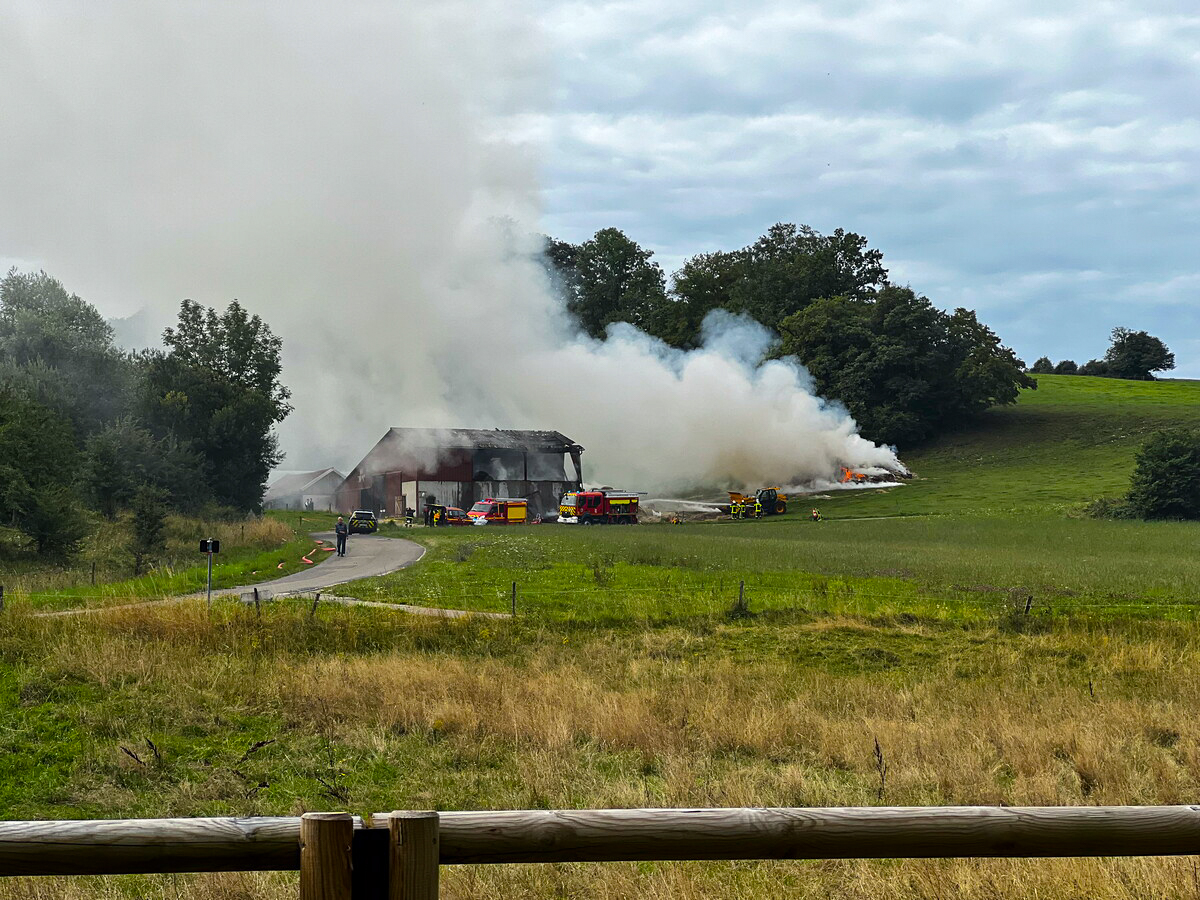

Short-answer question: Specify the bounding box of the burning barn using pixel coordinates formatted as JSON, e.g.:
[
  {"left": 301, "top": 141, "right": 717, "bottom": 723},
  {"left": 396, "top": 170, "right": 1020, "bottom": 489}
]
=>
[{"left": 334, "top": 428, "right": 583, "bottom": 520}]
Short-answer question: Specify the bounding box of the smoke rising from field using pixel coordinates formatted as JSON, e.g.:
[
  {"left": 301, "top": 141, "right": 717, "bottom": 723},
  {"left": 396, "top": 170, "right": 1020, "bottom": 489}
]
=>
[{"left": 0, "top": 1, "right": 900, "bottom": 490}]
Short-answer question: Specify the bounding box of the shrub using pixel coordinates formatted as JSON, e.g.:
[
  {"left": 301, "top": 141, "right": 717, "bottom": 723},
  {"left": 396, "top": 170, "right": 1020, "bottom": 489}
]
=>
[{"left": 1124, "top": 427, "right": 1200, "bottom": 520}]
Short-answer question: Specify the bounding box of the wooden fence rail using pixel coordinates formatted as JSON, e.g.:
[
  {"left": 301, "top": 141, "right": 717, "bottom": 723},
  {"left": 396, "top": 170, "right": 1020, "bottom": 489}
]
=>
[{"left": 2, "top": 806, "right": 1200, "bottom": 898}]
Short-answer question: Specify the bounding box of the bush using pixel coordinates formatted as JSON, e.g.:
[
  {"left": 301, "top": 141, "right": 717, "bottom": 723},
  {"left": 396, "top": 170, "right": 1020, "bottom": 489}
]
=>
[
  {"left": 1054, "top": 359, "right": 1078, "bottom": 375},
  {"left": 1124, "top": 428, "right": 1200, "bottom": 520},
  {"left": 1031, "top": 356, "right": 1054, "bottom": 374},
  {"left": 1085, "top": 496, "right": 1136, "bottom": 520}
]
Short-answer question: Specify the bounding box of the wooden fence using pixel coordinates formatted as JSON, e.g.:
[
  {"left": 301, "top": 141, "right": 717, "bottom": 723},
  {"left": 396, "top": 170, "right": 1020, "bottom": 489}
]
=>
[{"left": 3, "top": 806, "right": 1200, "bottom": 898}]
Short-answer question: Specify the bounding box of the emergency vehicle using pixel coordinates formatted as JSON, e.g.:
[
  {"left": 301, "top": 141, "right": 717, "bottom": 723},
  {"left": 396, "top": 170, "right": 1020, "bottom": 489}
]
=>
[
  {"left": 559, "top": 490, "right": 640, "bottom": 524},
  {"left": 467, "top": 498, "right": 529, "bottom": 525}
]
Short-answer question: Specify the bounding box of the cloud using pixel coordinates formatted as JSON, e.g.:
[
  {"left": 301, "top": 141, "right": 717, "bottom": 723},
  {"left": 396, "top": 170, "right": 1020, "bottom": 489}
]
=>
[{"left": 527, "top": 0, "right": 1200, "bottom": 371}]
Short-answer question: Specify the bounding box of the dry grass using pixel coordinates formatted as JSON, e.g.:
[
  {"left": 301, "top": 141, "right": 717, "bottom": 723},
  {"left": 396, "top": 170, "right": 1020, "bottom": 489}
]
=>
[
  {"left": 3, "top": 515, "right": 296, "bottom": 595},
  {"left": 3, "top": 598, "right": 1200, "bottom": 898}
]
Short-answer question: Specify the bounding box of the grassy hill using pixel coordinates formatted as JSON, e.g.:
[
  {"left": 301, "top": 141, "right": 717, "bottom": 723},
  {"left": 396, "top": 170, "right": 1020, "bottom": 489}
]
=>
[{"left": 818, "top": 375, "right": 1200, "bottom": 517}]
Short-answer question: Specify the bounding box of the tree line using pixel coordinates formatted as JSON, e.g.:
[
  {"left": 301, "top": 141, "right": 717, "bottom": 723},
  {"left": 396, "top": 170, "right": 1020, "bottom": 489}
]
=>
[
  {"left": 0, "top": 270, "right": 290, "bottom": 557},
  {"left": 1030, "top": 328, "right": 1175, "bottom": 380},
  {"left": 543, "top": 224, "right": 1035, "bottom": 446}
]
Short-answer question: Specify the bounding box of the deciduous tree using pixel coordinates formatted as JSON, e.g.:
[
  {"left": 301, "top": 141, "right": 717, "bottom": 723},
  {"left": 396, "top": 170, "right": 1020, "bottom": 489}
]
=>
[
  {"left": 141, "top": 300, "right": 291, "bottom": 511},
  {"left": 1104, "top": 328, "right": 1174, "bottom": 380}
]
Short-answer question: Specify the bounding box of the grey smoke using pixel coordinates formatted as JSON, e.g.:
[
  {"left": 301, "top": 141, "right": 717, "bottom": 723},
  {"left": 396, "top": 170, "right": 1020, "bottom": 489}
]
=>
[{"left": 0, "top": 1, "right": 900, "bottom": 491}]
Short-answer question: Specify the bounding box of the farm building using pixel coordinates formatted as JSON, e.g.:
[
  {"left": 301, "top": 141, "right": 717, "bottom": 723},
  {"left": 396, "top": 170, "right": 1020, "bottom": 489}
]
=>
[
  {"left": 334, "top": 428, "right": 584, "bottom": 519},
  {"left": 263, "top": 467, "right": 345, "bottom": 511}
]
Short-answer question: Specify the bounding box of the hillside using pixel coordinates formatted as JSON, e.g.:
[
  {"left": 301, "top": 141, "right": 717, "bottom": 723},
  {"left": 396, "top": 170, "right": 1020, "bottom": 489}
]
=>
[{"left": 820, "top": 375, "right": 1200, "bottom": 517}]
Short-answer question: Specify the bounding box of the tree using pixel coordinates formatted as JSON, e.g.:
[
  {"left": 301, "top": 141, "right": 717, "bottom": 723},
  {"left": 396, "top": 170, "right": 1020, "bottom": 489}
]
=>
[
  {"left": 1104, "top": 328, "right": 1174, "bottom": 380},
  {"left": 659, "top": 251, "right": 746, "bottom": 348},
  {"left": 1031, "top": 356, "right": 1054, "bottom": 374},
  {"left": 1054, "top": 360, "right": 1078, "bottom": 375},
  {"left": 1124, "top": 428, "right": 1200, "bottom": 520},
  {"left": 0, "top": 388, "right": 77, "bottom": 526},
  {"left": 725, "top": 224, "right": 887, "bottom": 333},
  {"left": 0, "top": 269, "right": 134, "bottom": 435},
  {"left": 20, "top": 484, "right": 89, "bottom": 557},
  {"left": 546, "top": 229, "right": 669, "bottom": 340},
  {"left": 129, "top": 485, "right": 169, "bottom": 575},
  {"left": 779, "top": 287, "right": 1034, "bottom": 445},
  {"left": 81, "top": 418, "right": 209, "bottom": 518},
  {"left": 1079, "top": 359, "right": 1109, "bottom": 376},
  {"left": 141, "top": 300, "right": 291, "bottom": 511}
]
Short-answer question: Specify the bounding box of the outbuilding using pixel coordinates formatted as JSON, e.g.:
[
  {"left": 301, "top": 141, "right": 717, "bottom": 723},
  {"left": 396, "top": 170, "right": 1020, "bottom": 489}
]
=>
[{"left": 263, "top": 467, "right": 346, "bottom": 511}]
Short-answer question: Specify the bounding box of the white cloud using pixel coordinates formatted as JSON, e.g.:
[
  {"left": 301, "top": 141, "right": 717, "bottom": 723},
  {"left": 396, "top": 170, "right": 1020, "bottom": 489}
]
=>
[{"left": 521, "top": 0, "right": 1200, "bottom": 373}]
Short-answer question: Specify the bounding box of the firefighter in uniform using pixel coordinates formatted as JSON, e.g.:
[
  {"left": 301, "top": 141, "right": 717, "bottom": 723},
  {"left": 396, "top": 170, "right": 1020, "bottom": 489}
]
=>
[
  {"left": 811, "top": 508, "right": 822, "bottom": 522},
  {"left": 753, "top": 498, "right": 763, "bottom": 519}
]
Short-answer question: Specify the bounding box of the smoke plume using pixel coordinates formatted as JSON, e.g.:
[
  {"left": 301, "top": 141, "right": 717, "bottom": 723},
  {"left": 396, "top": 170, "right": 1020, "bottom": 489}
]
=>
[{"left": 0, "top": 1, "right": 901, "bottom": 491}]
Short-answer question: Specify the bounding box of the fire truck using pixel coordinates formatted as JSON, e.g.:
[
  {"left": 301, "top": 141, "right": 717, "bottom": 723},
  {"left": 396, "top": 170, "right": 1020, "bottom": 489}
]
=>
[
  {"left": 467, "top": 497, "right": 529, "bottom": 525},
  {"left": 559, "top": 490, "right": 640, "bottom": 524}
]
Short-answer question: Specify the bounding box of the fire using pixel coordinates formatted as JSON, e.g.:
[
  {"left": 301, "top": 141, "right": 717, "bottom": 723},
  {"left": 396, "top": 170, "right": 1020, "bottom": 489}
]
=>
[{"left": 840, "top": 466, "right": 869, "bottom": 484}]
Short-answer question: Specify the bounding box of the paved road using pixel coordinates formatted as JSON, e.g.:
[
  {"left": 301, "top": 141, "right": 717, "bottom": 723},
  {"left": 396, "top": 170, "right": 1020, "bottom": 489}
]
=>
[
  {"left": 38, "top": 532, "right": 426, "bottom": 617},
  {"left": 217, "top": 532, "right": 425, "bottom": 598}
]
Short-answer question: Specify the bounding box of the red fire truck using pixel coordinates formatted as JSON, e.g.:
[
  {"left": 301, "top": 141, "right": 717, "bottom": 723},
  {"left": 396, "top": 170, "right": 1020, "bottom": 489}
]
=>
[
  {"left": 559, "top": 490, "right": 640, "bottom": 524},
  {"left": 467, "top": 498, "right": 529, "bottom": 525}
]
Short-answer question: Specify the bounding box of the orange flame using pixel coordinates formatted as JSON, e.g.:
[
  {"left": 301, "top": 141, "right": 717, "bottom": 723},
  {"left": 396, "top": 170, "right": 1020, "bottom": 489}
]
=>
[{"left": 840, "top": 466, "right": 869, "bottom": 483}]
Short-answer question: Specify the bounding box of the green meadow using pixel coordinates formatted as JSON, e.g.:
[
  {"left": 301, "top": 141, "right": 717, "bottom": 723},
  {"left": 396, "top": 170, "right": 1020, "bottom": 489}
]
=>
[{"left": 2, "top": 374, "right": 1200, "bottom": 900}]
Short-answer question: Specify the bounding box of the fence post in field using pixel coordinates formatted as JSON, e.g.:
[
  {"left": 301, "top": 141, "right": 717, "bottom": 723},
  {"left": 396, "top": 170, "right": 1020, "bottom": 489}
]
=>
[
  {"left": 389, "top": 811, "right": 440, "bottom": 900},
  {"left": 511, "top": 581, "right": 517, "bottom": 618},
  {"left": 0, "top": 585, "right": 4, "bottom": 613},
  {"left": 300, "top": 812, "right": 353, "bottom": 900}
]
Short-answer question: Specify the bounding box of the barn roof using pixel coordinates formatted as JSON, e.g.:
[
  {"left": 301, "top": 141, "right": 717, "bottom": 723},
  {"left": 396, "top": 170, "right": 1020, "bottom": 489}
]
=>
[
  {"left": 382, "top": 428, "right": 582, "bottom": 453},
  {"left": 264, "top": 467, "right": 344, "bottom": 501}
]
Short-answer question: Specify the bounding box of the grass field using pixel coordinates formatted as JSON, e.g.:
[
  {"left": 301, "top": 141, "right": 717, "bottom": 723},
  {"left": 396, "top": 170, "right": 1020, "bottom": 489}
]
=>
[
  {"left": 2, "top": 375, "right": 1199, "bottom": 899},
  {"left": 817, "top": 374, "right": 1200, "bottom": 517}
]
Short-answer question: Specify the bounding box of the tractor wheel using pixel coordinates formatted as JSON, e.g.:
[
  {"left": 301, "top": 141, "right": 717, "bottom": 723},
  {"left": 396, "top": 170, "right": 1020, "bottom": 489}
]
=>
[
  {"left": 582, "top": 517, "right": 594, "bottom": 526},
  {"left": 775, "top": 501, "right": 787, "bottom": 515}
]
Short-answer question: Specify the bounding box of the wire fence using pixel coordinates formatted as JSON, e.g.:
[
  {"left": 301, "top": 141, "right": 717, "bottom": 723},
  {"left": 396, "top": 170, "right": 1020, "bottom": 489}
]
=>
[{"left": 8, "top": 577, "right": 1198, "bottom": 622}]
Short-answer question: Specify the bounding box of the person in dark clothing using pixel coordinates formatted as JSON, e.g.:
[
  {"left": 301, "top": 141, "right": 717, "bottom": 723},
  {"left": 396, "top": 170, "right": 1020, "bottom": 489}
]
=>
[{"left": 334, "top": 516, "right": 348, "bottom": 556}]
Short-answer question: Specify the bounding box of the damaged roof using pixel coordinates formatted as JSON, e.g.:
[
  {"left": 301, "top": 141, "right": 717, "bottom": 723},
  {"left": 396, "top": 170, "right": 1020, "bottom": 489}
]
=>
[{"left": 383, "top": 427, "right": 582, "bottom": 453}]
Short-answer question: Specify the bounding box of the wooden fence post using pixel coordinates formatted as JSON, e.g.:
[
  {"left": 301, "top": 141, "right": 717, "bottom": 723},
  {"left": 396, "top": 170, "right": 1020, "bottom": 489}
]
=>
[
  {"left": 389, "top": 811, "right": 439, "bottom": 900},
  {"left": 511, "top": 582, "right": 517, "bottom": 618},
  {"left": 300, "top": 812, "right": 353, "bottom": 900}
]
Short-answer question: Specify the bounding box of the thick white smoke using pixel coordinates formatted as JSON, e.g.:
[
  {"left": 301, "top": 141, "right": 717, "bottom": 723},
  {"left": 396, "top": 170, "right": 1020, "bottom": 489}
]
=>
[{"left": 0, "top": 1, "right": 900, "bottom": 491}]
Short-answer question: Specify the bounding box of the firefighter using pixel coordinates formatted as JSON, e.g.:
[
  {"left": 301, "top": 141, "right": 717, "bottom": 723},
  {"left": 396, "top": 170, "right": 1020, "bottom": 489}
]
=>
[
  {"left": 730, "top": 498, "right": 742, "bottom": 519},
  {"left": 811, "top": 508, "right": 822, "bottom": 522},
  {"left": 753, "top": 498, "right": 763, "bottom": 519}
]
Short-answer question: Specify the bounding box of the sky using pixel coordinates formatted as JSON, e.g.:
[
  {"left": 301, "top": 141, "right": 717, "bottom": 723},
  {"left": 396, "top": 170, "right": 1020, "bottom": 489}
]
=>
[
  {"left": 2, "top": 0, "right": 1197, "bottom": 383},
  {"left": 516, "top": 0, "right": 1200, "bottom": 375}
]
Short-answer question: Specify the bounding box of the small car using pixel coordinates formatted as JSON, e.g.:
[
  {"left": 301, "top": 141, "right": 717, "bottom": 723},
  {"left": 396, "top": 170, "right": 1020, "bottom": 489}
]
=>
[
  {"left": 348, "top": 510, "right": 378, "bottom": 534},
  {"left": 444, "top": 506, "right": 471, "bottom": 526}
]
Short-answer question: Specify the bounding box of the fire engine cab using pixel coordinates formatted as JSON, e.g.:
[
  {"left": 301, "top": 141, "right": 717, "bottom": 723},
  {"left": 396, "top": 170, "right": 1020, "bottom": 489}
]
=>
[
  {"left": 559, "top": 490, "right": 640, "bottom": 525},
  {"left": 467, "top": 498, "right": 528, "bottom": 525}
]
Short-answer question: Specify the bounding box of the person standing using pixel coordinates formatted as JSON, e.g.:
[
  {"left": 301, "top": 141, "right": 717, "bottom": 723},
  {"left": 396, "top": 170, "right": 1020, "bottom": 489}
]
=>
[{"left": 335, "top": 516, "right": 348, "bottom": 556}]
